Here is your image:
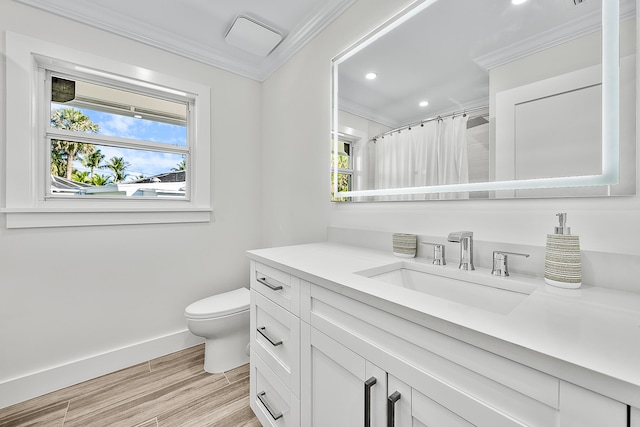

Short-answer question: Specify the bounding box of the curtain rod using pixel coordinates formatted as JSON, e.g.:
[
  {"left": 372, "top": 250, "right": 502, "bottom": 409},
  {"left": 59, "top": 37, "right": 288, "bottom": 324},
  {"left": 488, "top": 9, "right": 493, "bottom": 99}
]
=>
[{"left": 371, "top": 105, "right": 489, "bottom": 142}]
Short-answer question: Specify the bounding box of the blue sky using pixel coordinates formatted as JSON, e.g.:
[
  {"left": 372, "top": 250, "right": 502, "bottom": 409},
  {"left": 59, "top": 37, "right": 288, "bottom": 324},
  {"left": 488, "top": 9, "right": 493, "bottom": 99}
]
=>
[{"left": 53, "top": 103, "right": 187, "bottom": 179}]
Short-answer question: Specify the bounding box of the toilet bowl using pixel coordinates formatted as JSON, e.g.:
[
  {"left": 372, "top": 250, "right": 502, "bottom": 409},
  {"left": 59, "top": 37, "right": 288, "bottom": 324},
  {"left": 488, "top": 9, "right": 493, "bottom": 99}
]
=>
[{"left": 185, "top": 287, "right": 250, "bottom": 374}]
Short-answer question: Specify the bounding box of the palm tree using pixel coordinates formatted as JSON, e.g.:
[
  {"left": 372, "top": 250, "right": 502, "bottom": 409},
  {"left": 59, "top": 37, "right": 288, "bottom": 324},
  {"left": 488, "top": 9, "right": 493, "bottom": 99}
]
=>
[
  {"left": 91, "top": 174, "right": 113, "bottom": 186},
  {"left": 172, "top": 158, "right": 187, "bottom": 171},
  {"left": 105, "top": 156, "right": 131, "bottom": 183},
  {"left": 50, "top": 108, "right": 99, "bottom": 180},
  {"left": 50, "top": 150, "right": 68, "bottom": 177},
  {"left": 82, "top": 149, "right": 105, "bottom": 177},
  {"left": 71, "top": 170, "right": 91, "bottom": 184}
]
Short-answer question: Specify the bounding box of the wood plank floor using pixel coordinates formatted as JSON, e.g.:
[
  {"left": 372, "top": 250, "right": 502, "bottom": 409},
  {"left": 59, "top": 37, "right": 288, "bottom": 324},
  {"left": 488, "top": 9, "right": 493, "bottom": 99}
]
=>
[{"left": 0, "top": 344, "right": 261, "bottom": 427}]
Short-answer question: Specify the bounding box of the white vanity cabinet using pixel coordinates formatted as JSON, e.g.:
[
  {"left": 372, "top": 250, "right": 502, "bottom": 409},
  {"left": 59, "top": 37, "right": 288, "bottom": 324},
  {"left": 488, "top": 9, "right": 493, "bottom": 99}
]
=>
[
  {"left": 303, "top": 284, "right": 560, "bottom": 427},
  {"left": 248, "top": 256, "right": 633, "bottom": 427}
]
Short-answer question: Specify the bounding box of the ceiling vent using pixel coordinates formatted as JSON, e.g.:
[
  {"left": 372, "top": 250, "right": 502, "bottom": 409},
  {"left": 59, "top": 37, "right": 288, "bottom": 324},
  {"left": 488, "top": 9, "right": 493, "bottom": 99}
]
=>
[{"left": 225, "top": 15, "right": 283, "bottom": 57}]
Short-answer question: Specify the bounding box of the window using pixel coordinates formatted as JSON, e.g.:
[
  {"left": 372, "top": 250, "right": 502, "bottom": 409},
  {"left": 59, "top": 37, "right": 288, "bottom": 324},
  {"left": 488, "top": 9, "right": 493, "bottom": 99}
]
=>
[
  {"left": 47, "top": 74, "right": 190, "bottom": 199},
  {"left": 3, "top": 32, "right": 211, "bottom": 228},
  {"left": 331, "top": 138, "right": 353, "bottom": 202}
]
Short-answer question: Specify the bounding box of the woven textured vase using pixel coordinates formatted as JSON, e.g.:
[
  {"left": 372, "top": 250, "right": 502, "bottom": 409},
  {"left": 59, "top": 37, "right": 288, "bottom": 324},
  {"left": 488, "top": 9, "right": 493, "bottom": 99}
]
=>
[
  {"left": 392, "top": 233, "right": 417, "bottom": 258},
  {"left": 544, "top": 234, "right": 582, "bottom": 289}
]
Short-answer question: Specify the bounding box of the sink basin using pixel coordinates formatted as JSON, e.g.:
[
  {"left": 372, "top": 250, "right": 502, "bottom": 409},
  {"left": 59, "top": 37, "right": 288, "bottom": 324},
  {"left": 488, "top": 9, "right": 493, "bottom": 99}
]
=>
[{"left": 356, "top": 261, "right": 537, "bottom": 315}]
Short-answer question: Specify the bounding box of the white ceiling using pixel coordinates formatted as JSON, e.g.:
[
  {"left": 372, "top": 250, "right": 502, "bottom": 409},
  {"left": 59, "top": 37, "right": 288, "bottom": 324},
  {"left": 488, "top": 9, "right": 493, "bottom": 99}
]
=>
[{"left": 13, "top": 0, "right": 356, "bottom": 81}]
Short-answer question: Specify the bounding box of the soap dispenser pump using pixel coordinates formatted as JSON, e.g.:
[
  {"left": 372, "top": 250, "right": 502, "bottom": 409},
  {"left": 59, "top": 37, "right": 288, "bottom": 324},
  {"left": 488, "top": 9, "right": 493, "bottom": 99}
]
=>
[{"left": 544, "top": 213, "right": 582, "bottom": 289}]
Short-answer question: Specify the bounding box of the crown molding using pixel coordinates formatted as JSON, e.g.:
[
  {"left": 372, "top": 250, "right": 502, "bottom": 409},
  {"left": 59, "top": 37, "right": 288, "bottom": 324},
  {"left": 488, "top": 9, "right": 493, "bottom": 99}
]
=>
[
  {"left": 13, "top": 0, "right": 356, "bottom": 82},
  {"left": 257, "top": 0, "right": 357, "bottom": 81}
]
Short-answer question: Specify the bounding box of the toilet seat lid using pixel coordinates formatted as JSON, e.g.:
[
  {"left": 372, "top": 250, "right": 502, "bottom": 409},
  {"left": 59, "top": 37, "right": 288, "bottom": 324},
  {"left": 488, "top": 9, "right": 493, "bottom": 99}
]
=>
[{"left": 185, "top": 287, "right": 250, "bottom": 319}]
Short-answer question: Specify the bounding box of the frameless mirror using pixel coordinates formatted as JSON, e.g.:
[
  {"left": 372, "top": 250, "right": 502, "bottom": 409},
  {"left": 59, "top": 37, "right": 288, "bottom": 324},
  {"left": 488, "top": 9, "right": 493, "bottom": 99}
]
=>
[{"left": 331, "top": 0, "right": 636, "bottom": 201}]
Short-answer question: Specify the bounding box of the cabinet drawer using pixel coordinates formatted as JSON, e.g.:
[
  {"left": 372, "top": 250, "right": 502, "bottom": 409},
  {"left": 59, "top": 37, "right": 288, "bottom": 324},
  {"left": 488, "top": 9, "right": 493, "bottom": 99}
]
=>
[
  {"left": 251, "top": 290, "right": 300, "bottom": 396},
  {"left": 250, "top": 350, "right": 300, "bottom": 427},
  {"left": 252, "top": 261, "right": 300, "bottom": 315}
]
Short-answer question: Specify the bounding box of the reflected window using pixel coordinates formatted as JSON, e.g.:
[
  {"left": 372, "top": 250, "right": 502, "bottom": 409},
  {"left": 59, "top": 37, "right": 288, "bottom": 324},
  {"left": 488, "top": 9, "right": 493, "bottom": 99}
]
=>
[{"left": 331, "top": 138, "right": 353, "bottom": 201}]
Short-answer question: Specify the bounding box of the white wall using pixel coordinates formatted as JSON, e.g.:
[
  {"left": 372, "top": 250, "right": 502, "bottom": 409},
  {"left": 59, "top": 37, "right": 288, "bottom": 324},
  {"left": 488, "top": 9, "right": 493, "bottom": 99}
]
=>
[
  {"left": 261, "top": 0, "right": 418, "bottom": 247},
  {"left": 0, "top": 2, "right": 263, "bottom": 406},
  {"left": 262, "top": 0, "right": 640, "bottom": 262}
]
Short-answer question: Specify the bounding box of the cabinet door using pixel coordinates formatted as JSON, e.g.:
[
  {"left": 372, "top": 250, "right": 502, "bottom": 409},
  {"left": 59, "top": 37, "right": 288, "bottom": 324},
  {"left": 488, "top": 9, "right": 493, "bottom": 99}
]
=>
[
  {"left": 388, "top": 375, "right": 474, "bottom": 427},
  {"left": 631, "top": 406, "right": 640, "bottom": 427},
  {"left": 308, "top": 327, "right": 386, "bottom": 427},
  {"left": 559, "top": 382, "right": 627, "bottom": 427}
]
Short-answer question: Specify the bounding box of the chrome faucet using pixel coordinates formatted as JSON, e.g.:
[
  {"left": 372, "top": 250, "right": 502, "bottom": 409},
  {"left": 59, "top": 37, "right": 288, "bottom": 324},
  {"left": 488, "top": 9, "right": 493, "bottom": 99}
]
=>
[{"left": 447, "top": 231, "right": 474, "bottom": 270}]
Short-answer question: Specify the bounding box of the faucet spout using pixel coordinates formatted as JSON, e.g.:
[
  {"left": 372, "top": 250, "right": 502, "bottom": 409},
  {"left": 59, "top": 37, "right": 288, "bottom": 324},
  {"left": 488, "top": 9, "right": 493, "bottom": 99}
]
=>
[{"left": 447, "top": 231, "right": 475, "bottom": 270}]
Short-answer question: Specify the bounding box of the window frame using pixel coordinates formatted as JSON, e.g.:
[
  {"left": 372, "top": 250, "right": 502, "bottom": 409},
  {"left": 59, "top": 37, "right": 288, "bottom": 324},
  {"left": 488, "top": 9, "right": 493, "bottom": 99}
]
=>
[
  {"left": 331, "top": 136, "right": 355, "bottom": 201},
  {"left": 3, "top": 32, "right": 212, "bottom": 228}
]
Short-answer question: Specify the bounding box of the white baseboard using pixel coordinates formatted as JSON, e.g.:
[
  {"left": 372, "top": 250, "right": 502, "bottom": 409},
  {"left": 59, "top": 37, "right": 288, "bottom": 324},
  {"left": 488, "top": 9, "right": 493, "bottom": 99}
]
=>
[{"left": 0, "top": 329, "right": 203, "bottom": 409}]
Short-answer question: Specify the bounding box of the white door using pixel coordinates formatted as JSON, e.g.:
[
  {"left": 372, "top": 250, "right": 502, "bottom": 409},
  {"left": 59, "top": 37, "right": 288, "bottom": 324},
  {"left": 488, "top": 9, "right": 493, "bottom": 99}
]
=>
[
  {"left": 308, "top": 327, "right": 386, "bottom": 427},
  {"left": 630, "top": 406, "right": 639, "bottom": 427},
  {"left": 559, "top": 382, "right": 626, "bottom": 427}
]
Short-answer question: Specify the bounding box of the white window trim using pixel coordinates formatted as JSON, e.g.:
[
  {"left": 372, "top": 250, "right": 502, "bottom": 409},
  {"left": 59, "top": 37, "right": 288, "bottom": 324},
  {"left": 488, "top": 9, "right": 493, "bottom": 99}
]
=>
[{"left": 3, "top": 32, "right": 212, "bottom": 228}]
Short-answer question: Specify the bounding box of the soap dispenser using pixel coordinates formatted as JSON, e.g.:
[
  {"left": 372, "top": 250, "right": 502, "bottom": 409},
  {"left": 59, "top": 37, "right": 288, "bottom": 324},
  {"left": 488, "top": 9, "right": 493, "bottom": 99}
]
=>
[{"left": 544, "top": 213, "right": 582, "bottom": 289}]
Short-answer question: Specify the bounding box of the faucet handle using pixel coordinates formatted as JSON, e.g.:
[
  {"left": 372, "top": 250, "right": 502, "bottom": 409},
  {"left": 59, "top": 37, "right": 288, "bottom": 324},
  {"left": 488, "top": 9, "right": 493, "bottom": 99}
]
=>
[
  {"left": 447, "top": 231, "right": 473, "bottom": 242},
  {"left": 421, "top": 242, "right": 446, "bottom": 265},
  {"left": 491, "top": 251, "right": 530, "bottom": 277}
]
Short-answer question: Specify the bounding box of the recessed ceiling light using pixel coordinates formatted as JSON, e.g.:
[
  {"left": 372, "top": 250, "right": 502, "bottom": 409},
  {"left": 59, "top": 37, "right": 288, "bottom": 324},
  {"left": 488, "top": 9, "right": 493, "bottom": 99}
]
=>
[
  {"left": 512, "top": 0, "right": 528, "bottom": 4},
  {"left": 365, "top": 72, "right": 377, "bottom": 80},
  {"left": 133, "top": 114, "right": 143, "bottom": 119},
  {"left": 419, "top": 101, "right": 429, "bottom": 107}
]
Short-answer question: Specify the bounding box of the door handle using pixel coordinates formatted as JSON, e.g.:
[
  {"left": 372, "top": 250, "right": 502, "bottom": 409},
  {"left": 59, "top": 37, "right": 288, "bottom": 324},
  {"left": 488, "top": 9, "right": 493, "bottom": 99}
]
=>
[
  {"left": 364, "top": 376, "right": 377, "bottom": 427},
  {"left": 257, "top": 391, "right": 283, "bottom": 420},
  {"left": 257, "top": 326, "right": 283, "bottom": 347},
  {"left": 387, "top": 391, "right": 401, "bottom": 427},
  {"left": 257, "top": 276, "right": 283, "bottom": 291}
]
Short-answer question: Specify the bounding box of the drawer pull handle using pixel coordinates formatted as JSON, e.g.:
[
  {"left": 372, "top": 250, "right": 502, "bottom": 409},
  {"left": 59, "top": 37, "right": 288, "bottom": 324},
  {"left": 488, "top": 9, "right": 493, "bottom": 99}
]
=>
[
  {"left": 257, "top": 326, "right": 283, "bottom": 347},
  {"left": 364, "top": 376, "right": 377, "bottom": 427},
  {"left": 387, "top": 391, "right": 401, "bottom": 427},
  {"left": 257, "top": 276, "right": 283, "bottom": 291},
  {"left": 257, "top": 391, "right": 283, "bottom": 420}
]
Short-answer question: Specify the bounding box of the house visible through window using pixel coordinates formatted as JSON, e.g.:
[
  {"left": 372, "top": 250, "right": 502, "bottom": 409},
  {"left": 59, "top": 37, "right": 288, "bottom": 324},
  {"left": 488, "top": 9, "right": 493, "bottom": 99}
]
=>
[{"left": 47, "top": 73, "right": 191, "bottom": 199}]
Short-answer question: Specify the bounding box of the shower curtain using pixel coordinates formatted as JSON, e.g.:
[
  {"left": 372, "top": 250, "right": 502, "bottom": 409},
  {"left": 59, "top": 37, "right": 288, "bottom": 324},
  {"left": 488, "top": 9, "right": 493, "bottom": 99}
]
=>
[{"left": 360, "top": 114, "right": 469, "bottom": 200}]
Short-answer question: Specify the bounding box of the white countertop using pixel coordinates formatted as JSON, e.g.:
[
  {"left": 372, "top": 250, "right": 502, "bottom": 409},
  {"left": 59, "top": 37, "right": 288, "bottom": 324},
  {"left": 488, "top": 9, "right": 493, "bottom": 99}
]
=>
[{"left": 247, "top": 242, "right": 640, "bottom": 407}]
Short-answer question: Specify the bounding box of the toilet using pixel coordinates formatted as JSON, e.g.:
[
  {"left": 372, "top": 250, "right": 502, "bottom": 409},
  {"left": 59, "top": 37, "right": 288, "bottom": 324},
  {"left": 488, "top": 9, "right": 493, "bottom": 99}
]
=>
[{"left": 185, "top": 287, "right": 250, "bottom": 374}]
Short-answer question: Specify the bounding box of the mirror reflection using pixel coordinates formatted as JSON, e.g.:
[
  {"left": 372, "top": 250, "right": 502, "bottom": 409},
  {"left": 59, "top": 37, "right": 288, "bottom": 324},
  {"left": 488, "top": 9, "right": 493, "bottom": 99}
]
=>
[{"left": 332, "top": 0, "right": 636, "bottom": 201}]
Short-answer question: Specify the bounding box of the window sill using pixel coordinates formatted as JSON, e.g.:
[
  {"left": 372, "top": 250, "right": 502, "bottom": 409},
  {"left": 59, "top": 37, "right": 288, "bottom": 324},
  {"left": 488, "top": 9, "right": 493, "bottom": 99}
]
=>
[{"left": 1, "top": 208, "right": 212, "bottom": 228}]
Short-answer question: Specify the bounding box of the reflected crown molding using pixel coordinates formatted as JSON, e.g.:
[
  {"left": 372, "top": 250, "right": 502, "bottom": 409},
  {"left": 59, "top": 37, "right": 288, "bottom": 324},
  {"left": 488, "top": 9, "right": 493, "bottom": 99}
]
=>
[
  {"left": 475, "top": 3, "right": 635, "bottom": 70},
  {"left": 339, "top": 99, "right": 400, "bottom": 129}
]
